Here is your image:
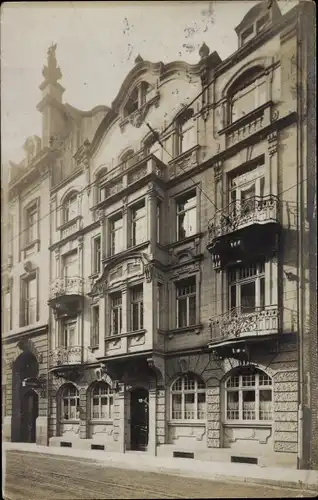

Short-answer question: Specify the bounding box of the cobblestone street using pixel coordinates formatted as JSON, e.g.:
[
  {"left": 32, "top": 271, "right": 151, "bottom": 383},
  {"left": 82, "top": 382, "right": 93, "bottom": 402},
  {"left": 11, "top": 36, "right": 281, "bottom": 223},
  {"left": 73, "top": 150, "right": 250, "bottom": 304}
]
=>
[{"left": 3, "top": 451, "right": 316, "bottom": 499}]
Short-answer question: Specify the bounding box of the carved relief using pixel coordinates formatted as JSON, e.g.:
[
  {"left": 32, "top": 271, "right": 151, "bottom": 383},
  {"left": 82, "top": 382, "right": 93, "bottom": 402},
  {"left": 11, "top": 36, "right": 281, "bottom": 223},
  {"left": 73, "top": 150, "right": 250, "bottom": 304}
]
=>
[{"left": 169, "top": 149, "right": 198, "bottom": 180}]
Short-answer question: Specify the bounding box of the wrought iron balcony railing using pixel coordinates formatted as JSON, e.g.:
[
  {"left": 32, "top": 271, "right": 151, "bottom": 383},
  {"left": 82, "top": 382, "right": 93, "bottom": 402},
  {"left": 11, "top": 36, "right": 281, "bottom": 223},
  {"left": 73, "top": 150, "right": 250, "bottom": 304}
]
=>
[
  {"left": 49, "top": 345, "right": 83, "bottom": 368},
  {"left": 207, "top": 195, "right": 280, "bottom": 245},
  {"left": 49, "top": 276, "right": 85, "bottom": 300},
  {"left": 209, "top": 305, "right": 279, "bottom": 343}
]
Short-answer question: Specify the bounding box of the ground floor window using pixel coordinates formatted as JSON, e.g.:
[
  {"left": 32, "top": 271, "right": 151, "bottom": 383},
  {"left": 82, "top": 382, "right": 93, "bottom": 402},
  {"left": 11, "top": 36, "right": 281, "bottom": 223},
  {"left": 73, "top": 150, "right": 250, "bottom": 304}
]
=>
[
  {"left": 91, "top": 382, "right": 113, "bottom": 420},
  {"left": 225, "top": 368, "right": 272, "bottom": 422},
  {"left": 61, "top": 384, "right": 80, "bottom": 420},
  {"left": 170, "top": 373, "right": 206, "bottom": 420}
]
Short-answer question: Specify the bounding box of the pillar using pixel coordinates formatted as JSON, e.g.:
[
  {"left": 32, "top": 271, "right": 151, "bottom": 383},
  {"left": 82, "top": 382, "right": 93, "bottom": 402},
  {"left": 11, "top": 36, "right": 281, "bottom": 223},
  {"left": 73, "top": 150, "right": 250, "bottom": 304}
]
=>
[
  {"left": 148, "top": 386, "right": 157, "bottom": 455},
  {"left": 206, "top": 386, "right": 221, "bottom": 448},
  {"left": 156, "top": 388, "right": 166, "bottom": 446},
  {"left": 79, "top": 386, "right": 88, "bottom": 439},
  {"left": 113, "top": 384, "right": 126, "bottom": 453}
]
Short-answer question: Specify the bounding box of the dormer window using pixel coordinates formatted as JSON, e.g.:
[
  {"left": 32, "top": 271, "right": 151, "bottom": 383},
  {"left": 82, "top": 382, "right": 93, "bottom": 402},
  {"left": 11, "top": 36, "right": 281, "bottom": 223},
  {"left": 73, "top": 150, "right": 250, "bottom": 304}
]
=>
[
  {"left": 256, "top": 12, "right": 270, "bottom": 32},
  {"left": 238, "top": 5, "right": 274, "bottom": 47},
  {"left": 241, "top": 25, "right": 254, "bottom": 45},
  {"left": 125, "top": 87, "right": 139, "bottom": 116}
]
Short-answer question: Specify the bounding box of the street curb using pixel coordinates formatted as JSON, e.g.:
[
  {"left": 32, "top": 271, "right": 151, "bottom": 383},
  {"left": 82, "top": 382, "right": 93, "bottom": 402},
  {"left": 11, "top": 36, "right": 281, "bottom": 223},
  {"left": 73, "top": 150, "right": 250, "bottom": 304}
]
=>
[{"left": 3, "top": 444, "right": 318, "bottom": 493}]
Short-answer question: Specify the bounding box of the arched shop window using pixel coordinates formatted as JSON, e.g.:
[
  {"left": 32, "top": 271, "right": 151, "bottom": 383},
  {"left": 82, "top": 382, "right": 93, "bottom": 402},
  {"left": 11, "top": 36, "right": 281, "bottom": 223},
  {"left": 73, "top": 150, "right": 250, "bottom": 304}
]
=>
[
  {"left": 170, "top": 373, "right": 206, "bottom": 421},
  {"left": 225, "top": 368, "right": 272, "bottom": 422}
]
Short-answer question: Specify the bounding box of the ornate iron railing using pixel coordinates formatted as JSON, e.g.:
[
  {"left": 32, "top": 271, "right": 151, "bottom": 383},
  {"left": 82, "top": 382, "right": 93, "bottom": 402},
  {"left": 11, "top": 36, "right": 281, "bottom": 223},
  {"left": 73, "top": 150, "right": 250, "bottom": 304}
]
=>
[
  {"left": 207, "top": 195, "right": 279, "bottom": 244},
  {"left": 209, "top": 305, "right": 279, "bottom": 342},
  {"left": 50, "top": 276, "right": 84, "bottom": 299},
  {"left": 49, "top": 345, "right": 83, "bottom": 367}
]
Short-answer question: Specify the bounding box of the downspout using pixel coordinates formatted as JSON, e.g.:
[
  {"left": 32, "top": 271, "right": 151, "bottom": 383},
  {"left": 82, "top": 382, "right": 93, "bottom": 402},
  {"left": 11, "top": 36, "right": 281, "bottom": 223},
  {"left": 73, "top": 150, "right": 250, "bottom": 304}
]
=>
[{"left": 296, "top": 7, "right": 304, "bottom": 470}]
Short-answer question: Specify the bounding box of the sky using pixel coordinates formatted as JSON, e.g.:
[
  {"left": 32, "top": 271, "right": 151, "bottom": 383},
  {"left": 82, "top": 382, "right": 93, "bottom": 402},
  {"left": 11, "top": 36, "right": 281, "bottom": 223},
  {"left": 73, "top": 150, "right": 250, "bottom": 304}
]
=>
[{"left": 1, "top": 1, "right": 297, "bottom": 164}]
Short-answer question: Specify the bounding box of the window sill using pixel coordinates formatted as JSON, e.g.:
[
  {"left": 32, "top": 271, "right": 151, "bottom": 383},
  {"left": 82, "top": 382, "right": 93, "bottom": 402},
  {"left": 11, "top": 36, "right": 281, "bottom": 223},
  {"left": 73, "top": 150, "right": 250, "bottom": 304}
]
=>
[
  {"left": 57, "top": 215, "right": 82, "bottom": 231},
  {"left": 89, "top": 420, "right": 113, "bottom": 425},
  {"left": 105, "top": 329, "right": 146, "bottom": 340},
  {"left": 103, "top": 241, "right": 149, "bottom": 263},
  {"left": 168, "top": 232, "right": 203, "bottom": 249},
  {"left": 218, "top": 101, "right": 271, "bottom": 136},
  {"left": 168, "top": 144, "right": 199, "bottom": 165},
  {"left": 89, "top": 272, "right": 100, "bottom": 280},
  {"left": 223, "top": 421, "right": 272, "bottom": 427},
  {"left": 168, "top": 420, "right": 206, "bottom": 426},
  {"left": 22, "top": 239, "right": 40, "bottom": 253},
  {"left": 60, "top": 420, "right": 80, "bottom": 424},
  {"left": 88, "top": 345, "right": 99, "bottom": 351},
  {"left": 160, "top": 324, "right": 202, "bottom": 338}
]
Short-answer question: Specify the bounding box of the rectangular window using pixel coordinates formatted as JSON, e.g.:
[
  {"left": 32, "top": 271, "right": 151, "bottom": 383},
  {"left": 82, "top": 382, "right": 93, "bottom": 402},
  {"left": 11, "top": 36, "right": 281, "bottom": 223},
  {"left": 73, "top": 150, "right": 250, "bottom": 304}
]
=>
[
  {"left": 91, "top": 306, "right": 99, "bottom": 346},
  {"left": 226, "top": 372, "right": 272, "bottom": 422},
  {"left": 231, "top": 78, "right": 267, "bottom": 122},
  {"left": 230, "top": 169, "right": 265, "bottom": 218},
  {"left": 131, "top": 201, "right": 146, "bottom": 246},
  {"left": 110, "top": 292, "right": 122, "bottom": 335},
  {"left": 110, "top": 214, "right": 124, "bottom": 256},
  {"left": 176, "top": 277, "right": 196, "bottom": 328},
  {"left": 63, "top": 320, "right": 77, "bottom": 347},
  {"left": 176, "top": 190, "right": 197, "bottom": 241},
  {"left": 64, "top": 194, "right": 78, "bottom": 223},
  {"left": 25, "top": 203, "right": 38, "bottom": 245},
  {"left": 130, "top": 284, "right": 143, "bottom": 331},
  {"left": 241, "top": 25, "right": 254, "bottom": 45},
  {"left": 63, "top": 252, "right": 78, "bottom": 279},
  {"left": 21, "top": 276, "right": 37, "bottom": 326},
  {"left": 93, "top": 236, "right": 101, "bottom": 274},
  {"left": 228, "top": 261, "right": 265, "bottom": 313}
]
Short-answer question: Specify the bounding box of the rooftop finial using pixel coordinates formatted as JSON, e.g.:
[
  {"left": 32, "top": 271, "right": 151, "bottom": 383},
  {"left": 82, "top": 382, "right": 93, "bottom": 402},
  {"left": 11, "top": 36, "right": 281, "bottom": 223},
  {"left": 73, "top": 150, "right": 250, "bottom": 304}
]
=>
[
  {"left": 42, "top": 43, "right": 62, "bottom": 83},
  {"left": 199, "top": 42, "right": 210, "bottom": 59},
  {"left": 135, "top": 54, "right": 143, "bottom": 64}
]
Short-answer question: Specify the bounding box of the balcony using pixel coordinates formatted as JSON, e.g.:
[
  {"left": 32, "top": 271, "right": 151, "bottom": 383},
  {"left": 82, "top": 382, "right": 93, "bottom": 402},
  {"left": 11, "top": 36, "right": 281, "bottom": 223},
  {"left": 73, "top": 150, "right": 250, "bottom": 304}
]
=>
[
  {"left": 48, "top": 277, "right": 85, "bottom": 316},
  {"left": 49, "top": 346, "right": 85, "bottom": 379},
  {"left": 209, "top": 305, "right": 279, "bottom": 346},
  {"left": 207, "top": 195, "right": 280, "bottom": 269}
]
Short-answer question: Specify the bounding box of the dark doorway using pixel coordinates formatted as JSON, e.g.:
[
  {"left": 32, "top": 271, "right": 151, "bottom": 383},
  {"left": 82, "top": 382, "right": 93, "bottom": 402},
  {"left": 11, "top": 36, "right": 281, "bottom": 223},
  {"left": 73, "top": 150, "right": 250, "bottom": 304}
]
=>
[
  {"left": 130, "top": 388, "right": 149, "bottom": 451},
  {"left": 11, "top": 351, "right": 39, "bottom": 442},
  {"left": 21, "top": 391, "right": 38, "bottom": 443}
]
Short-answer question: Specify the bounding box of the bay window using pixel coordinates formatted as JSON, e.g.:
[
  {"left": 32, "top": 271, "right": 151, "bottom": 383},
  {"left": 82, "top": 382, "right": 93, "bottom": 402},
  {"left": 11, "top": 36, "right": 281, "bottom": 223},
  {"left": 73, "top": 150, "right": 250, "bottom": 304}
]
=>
[
  {"left": 228, "top": 261, "right": 265, "bottom": 313},
  {"left": 176, "top": 190, "right": 197, "bottom": 240},
  {"left": 170, "top": 373, "right": 206, "bottom": 421},
  {"left": 176, "top": 277, "right": 196, "bottom": 328},
  {"left": 225, "top": 369, "right": 272, "bottom": 422}
]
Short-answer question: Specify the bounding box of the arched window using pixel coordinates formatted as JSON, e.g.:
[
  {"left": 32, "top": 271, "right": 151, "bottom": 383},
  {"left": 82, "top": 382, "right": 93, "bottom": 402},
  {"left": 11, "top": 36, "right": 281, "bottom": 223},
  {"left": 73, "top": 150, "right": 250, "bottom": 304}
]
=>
[
  {"left": 175, "top": 108, "right": 195, "bottom": 156},
  {"left": 228, "top": 67, "right": 267, "bottom": 124},
  {"left": 170, "top": 373, "right": 206, "bottom": 421},
  {"left": 225, "top": 368, "right": 272, "bottom": 422},
  {"left": 63, "top": 192, "right": 78, "bottom": 223},
  {"left": 91, "top": 382, "right": 113, "bottom": 420},
  {"left": 61, "top": 384, "right": 80, "bottom": 421}
]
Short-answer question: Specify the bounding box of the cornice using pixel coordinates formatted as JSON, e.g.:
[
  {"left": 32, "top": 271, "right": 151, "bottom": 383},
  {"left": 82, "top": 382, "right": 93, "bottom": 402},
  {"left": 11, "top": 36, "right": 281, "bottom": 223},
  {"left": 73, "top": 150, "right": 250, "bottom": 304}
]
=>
[{"left": 3, "top": 324, "right": 48, "bottom": 345}]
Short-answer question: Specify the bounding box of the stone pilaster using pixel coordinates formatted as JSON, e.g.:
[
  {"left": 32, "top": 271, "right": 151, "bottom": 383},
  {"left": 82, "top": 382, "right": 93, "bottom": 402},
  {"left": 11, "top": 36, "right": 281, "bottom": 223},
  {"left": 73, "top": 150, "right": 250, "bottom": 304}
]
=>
[
  {"left": 148, "top": 388, "right": 157, "bottom": 455},
  {"left": 113, "top": 384, "right": 126, "bottom": 452},
  {"left": 156, "top": 389, "right": 166, "bottom": 445},
  {"left": 79, "top": 387, "right": 88, "bottom": 439},
  {"left": 206, "top": 387, "right": 221, "bottom": 448}
]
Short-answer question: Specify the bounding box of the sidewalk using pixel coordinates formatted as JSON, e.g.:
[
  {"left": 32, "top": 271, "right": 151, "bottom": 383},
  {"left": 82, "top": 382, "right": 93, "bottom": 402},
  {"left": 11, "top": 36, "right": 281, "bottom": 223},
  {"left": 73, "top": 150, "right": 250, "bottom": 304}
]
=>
[{"left": 3, "top": 441, "right": 318, "bottom": 492}]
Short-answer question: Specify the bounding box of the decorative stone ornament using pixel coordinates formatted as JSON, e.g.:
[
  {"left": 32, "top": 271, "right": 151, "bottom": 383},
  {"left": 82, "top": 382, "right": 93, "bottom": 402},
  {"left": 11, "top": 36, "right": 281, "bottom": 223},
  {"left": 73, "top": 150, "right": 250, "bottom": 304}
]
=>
[
  {"left": 199, "top": 42, "right": 210, "bottom": 59},
  {"left": 135, "top": 54, "right": 143, "bottom": 64}
]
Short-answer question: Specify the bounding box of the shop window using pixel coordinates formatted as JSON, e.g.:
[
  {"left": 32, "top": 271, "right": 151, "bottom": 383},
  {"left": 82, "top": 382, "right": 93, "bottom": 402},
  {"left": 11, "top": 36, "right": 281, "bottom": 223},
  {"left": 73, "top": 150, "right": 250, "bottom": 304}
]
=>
[{"left": 170, "top": 373, "right": 206, "bottom": 421}]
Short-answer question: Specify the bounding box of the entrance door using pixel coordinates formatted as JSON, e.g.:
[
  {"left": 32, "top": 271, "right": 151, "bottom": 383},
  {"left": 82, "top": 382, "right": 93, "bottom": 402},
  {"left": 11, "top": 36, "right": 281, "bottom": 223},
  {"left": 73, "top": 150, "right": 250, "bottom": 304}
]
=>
[
  {"left": 130, "top": 388, "right": 149, "bottom": 451},
  {"left": 21, "top": 391, "right": 38, "bottom": 443}
]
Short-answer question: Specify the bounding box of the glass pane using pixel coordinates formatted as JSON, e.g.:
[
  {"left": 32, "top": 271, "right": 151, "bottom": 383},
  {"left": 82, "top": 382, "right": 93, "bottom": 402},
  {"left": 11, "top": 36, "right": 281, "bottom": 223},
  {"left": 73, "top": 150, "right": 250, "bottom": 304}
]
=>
[
  {"left": 227, "top": 391, "right": 239, "bottom": 420},
  {"left": 185, "top": 206, "right": 196, "bottom": 237},
  {"left": 240, "top": 282, "right": 256, "bottom": 312},
  {"left": 184, "top": 393, "right": 195, "bottom": 419},
  {"left": 241, "top": 185, "right": 256, "bottom": 214},
  {"left": 243, "top": 390, "right": 256, "bottom": 420},
  {"left": 132, "top": 303, "right": 139, "bottom": 331},
  {"left": 177, "top": 297, "right": 188, "bottom": 328},
  {"left": 177, "top": 213, "right": 186, "bottom": 240},
  {"left": 181, "top": 126, "right": 196, "bottom": 153},
  {"left": 259, "top": 389, "right": 272, "bottom": 420},
  {"left": 260, "top": 277, "right": 265, "bottom": 309},
  {"left": 172, "top": 393, "right": 182, "bottom": 419},
  {"left": 230, "top": 285, "right": 237, "bottom": 310}
]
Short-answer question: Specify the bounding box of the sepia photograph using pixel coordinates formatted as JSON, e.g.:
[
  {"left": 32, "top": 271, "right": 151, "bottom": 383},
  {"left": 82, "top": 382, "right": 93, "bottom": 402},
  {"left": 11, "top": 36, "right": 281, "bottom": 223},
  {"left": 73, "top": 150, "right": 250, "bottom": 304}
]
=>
[{"left": 1, "top": 0, "right": 317, "bottom": 498}]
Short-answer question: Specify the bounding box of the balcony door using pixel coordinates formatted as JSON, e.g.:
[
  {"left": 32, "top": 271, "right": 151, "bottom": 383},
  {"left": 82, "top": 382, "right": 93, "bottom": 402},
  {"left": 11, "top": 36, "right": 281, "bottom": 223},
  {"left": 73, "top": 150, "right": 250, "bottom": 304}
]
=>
[
  {"left": 63, "top": 252, "right": 78, "bottom": 280},
  {"left": 230, "top": 169, "right": 265, "bottom": 219}
]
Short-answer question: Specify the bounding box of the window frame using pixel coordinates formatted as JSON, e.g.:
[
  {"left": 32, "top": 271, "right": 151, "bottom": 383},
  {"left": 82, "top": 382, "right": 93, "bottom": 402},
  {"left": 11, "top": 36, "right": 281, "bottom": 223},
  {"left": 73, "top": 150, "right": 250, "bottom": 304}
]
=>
[
  {"left": 90, "top": 382, "right": 114, "bottom": 421},
  {"left": 25, "top": 202, "right": 38, "bottom": 245},
  {"left": 109, "top": 213, "right": 124, "bottom": 256},
  {"left": 90, "top": 305, "right": 100, "bottom": 347},
  {"left": 62, "top": 318, "right": 77, "bottom": 348},
  {"left": 229, "top": 73, "right": 267, "bottom": 124},
  {"left": 228, "top": 261, "right": 266, "bottom": 313},
  {"left": 20, "top": 273, "right": 38, "bottom": 327},
  {"left": 175, "top": 108, "right": 195, "bottom": 156},
  {"left": 225, "top": 369, "right": 273, "bottom": 424},
  {"left": 170, "top": 373, "right": 206, "bottom": 422},
  {"left": 63, "top": 192, "right": 78, "bottom": 224},
  {"left": 62, "top": 251, "right": 78, "bottom": 279},
  {"left": 176, "top": 189, "right": 197, "bottom": 241},
  {"left": 130, "top": 200, "right": 147, "bottom": 247},
  {"left": 61, "top": 384, "right": 80, "bottom": 422},
  {"left": 175, "top": 276, "right": 197, "bottom": 328},
  {"left": 110, "top": 291, "right": 122, "bottom": 335},
  {"left": 130, "top": 284, "right": 144, "bottom": 332},
  {"left": 92, "top": 235, "right": 101, "bottom": 274}
]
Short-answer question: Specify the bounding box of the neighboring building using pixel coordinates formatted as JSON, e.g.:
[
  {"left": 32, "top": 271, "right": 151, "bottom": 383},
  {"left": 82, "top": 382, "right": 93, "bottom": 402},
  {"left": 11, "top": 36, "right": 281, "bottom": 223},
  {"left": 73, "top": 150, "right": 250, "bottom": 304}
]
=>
[{"left": 2, "top": 1, "right": 316, "bottom": 470}]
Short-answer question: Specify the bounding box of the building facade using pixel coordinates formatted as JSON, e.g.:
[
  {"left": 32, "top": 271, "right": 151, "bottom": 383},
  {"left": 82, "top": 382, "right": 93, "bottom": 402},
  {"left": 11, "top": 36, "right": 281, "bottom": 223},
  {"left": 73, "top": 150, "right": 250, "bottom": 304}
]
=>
[{"left": 2, "top": 1, "right": 316, "bottom": 470}]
